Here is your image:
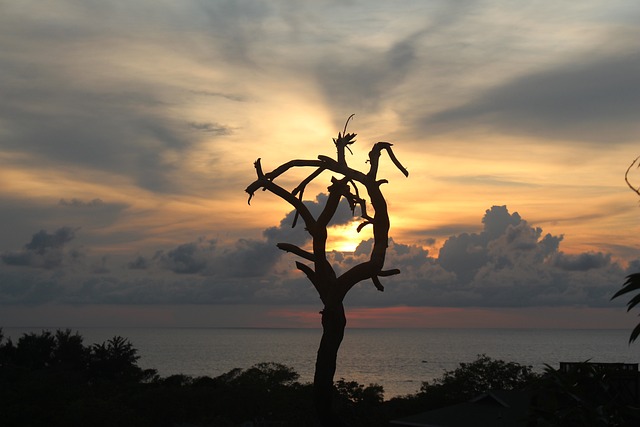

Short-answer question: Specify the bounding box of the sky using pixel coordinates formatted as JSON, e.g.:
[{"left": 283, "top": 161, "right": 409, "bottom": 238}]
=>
[{"left": 1, "top": 0, "right": 640, "bottom": 330}]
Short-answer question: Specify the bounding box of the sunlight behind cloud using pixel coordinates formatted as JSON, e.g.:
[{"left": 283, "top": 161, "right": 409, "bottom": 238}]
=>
[
  {"left": 327, "top": 220, "right": 374, "bottom": 253},
  {"left": 1, "top": 0, "right": 640, "bottom": 328}
]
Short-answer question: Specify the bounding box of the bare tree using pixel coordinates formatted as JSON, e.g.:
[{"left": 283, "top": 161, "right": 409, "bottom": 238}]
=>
[{"left": 245, "top": 116, "right": 408, "bottom": 425}]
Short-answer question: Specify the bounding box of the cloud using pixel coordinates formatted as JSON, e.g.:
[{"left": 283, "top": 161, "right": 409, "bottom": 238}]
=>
[
  {"left": 0, "top": 1, "right": 636, "bottom": 315},
  {"left": 189, "top": 90, "right": 248, "bottom": 102},
  {"left": 423, "top": 50, "right": 640, "bottom": 143},
  {"left": 263, "top": 193, "right": 357, "bottom": 247},
  {"left": 157, "top": 239, "right": 216, "bottom": 275},
  {"left": 551, "top": 252, "right": 612, "bottom": 271},
  {"left": 0, "top": 2, "right": 241, "bottom": 194},
  {"left": 150, "top": 193, "right": 356, "bottom": 278},
  {"left": 188, "top": 122, "right": 233, "bottom": 135},
  {"left": 339, "top": 205, "right": 627, "bottom": 309},
  {"left": 0, "top": 205, "right": 631, "bottom": 307},
  {"left": 25, "top": 228, "right": 76, "bottom": 255},
  {"left": 1, "top": 227, "right": 78, "bottom": 269},
  {"left": 59, "top": 198, "right": 105, "bottom": 208},
  {"left": 435, "top": 206, "right": 528, "bottom": 283},
  {"left": 127, "top": 255, "right": 151, "bottom": 270},
  {"left": 314, "top": 31, "right": 420, "bottom": 111}
]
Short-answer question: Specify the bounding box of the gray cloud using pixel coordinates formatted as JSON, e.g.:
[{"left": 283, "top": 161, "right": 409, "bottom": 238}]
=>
[
  {"left": 436, "top": 206, "right": 527, "bottom": 283},
  {"left": 158, "top": 239, "right": 216, "bottom": 275},
  {"left": 551, "top": 252, "right": 612, "bottom": 272},
  {"left": 190, "top": 90, "right": 248, "bottom": 102},
  {"left": 339, "top": 205, "right": 626, "bottom": 309},
  {"left": 0, "top": 204, "right": 630, "bottom": 307},
  {"left": 423, "top": 51, "right": 640, "bottom": 143},
  {"left": 59, "top": 198, "right": 105, "bottom": 208},
  {"left": 0, "top": 197, "right": 130, "bottom": 255},
  {"left": 314, "top": 31, "right": 419, "bottom": 111},
  {"left": 263, "top": 193, "right": 357, "bottom": 247},
  {"left": 0, "top": 1, "right": 636, "bottom": 309},
  {"left": 0, "top": 3, "right": 238, "bottom": 194},
  {"left": 188, "top": 122, "right": 233, "bottom": 135},
  {"left": 127, "top": 255, "right": 151, "bottom": 270},
  {"left": 150, "top": 193, "right": 356, "bottom": 279},
  {"left": 25, "top": 228, "right": 76, "bottom": 255},
  {"left": 0, "top": 86, "right": 192, "bottom": 193},
  {"left": 1, "top": 227, "right": 78, "bottom": 269}
]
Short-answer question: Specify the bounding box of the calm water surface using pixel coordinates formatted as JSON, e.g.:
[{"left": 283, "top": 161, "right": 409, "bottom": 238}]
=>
[{"left": 4, "top": 327, "right": 639, "bottom": 398}]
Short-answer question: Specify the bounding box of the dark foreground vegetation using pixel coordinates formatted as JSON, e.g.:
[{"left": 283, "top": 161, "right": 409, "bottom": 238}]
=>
[{"left": 1, "top": 329, "right": 639, "bottom": 426}]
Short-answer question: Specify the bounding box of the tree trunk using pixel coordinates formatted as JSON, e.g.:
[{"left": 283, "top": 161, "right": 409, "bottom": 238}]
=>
[
  {"left": 314, "top": 302, "right": 347, "bottom": 426},
  {"left": 246, "top": 122, "right": 408, "bottom": 426}
]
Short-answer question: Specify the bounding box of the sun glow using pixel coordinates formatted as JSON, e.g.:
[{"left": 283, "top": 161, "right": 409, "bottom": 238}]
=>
[{"left": 327, "top": 220, "right": 373, "bottom": 253}]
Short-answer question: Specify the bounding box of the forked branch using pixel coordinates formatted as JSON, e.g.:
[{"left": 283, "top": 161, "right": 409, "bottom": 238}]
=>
[
  {"left": 245, "top": 118, "right": 409, "bottom": 297},
  {"left": 625, "top": 156, "right": 640, "bottom": 196}
]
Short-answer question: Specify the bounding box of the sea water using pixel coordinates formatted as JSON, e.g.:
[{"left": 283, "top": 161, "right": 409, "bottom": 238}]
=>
[{"left": 3, "top": 327, "right": 639, "bottom": 398}]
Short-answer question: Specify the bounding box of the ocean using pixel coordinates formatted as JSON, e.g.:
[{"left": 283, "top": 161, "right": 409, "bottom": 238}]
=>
[{"left": 3, "top": 327, "right": 640, "bottom": 398}]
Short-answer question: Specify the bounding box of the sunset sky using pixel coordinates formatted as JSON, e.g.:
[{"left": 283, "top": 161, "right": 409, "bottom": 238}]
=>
[{"left": 1, "top": 0, "right": 640, "bottom": 329}]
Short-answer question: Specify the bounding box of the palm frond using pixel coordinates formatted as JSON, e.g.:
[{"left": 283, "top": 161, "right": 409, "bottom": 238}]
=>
[
  {"left": 627, "top": 293, "right": 640, "bottom": 311},
  {"left": 629, "top": 321, "right": 640, "bottom": 344},
  {"left": 612, "top": 273, "right": 640, "bottom": 344},
  {"left": 611, "top": 273, "right": 640, "bottom": 300}
]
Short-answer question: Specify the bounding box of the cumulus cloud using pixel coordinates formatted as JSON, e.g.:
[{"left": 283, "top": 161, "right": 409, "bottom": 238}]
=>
[
  {"left": 127, "top": 255, "right": 151, "bottom": 270},
  {"left": 148, "top": 193, "right": 356, "bottom": 279},
  {"left": 392, "top": 207, "right": 625, "bottom": 308},
  {"left": 551, "top": 252, "right": 612, "bottom": 271},
  {"left": 1, "top": 227, "right": 79, "bottom": 269},
  {"left": 333, "top": 205, "right": 628, "bottom": 309},
  {"left": 263, "top": 193, "right": 357, "bottom": 247},
  {"left": 157, "top": 239, "right": 216, "bottom": 274},
  {"left": 0, "top": 202, "right": 630, "bottom": 308}
]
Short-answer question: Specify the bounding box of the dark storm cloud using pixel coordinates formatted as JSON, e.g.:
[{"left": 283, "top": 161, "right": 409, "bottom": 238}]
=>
[{"left": 424, "top": 51, "right": 640, "bottom": 143}]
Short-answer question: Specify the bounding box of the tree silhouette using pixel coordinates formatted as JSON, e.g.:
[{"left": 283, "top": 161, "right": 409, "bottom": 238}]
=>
[
  {"left": 246, "top": 116, "right": 408, "bottom": 425},
  {"left": 612, "top": 157, "right": 640, "bottom": 343}
]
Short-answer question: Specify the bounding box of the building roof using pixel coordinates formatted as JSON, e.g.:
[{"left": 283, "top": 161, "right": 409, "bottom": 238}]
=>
[{"left": 391, "top": 390, "right": 531, "bottom": 427}]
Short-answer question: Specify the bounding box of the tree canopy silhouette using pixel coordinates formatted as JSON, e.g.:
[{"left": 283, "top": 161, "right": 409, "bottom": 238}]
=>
[{"left": 246, "top": 115, "right": 408, "bottom": 425}]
